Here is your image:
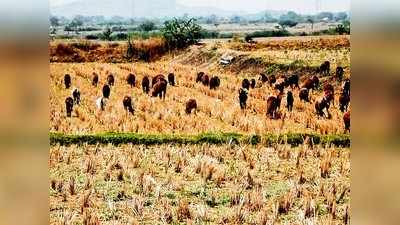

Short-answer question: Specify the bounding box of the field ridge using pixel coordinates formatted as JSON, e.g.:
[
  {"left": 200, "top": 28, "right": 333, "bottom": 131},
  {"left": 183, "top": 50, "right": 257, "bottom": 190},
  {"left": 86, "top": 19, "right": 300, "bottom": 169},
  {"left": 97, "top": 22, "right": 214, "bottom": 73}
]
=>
[{"left": 50, "top": 132, "right": 350, "bottom": 147}]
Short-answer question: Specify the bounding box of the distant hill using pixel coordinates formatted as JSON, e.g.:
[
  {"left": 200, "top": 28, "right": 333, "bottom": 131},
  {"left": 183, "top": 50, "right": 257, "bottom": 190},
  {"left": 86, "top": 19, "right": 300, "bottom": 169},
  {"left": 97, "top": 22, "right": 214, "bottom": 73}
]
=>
[{"left": 50, "top": 0, "right": 240, "bottom": 18}]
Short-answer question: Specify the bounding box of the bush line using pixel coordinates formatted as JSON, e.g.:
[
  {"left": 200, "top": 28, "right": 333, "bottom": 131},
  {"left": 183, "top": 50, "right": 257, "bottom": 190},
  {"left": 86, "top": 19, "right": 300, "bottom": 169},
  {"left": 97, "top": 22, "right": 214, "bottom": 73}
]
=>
[{"left": 50, "top": 132, "right": 350, "bottom": 147}]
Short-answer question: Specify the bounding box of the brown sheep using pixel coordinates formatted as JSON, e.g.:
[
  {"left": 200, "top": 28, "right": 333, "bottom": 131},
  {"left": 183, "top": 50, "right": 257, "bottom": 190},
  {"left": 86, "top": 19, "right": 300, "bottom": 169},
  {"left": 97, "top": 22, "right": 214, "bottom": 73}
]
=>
[
  {"left": 311, "top": 75, "right": 320, "bottom": 89},
  {"left": 122, "top": 96, "right": 134, "bottom": 115},
  {"left": 92, "top": 72, "right": 99, "bottom": 87},
  {"left": 242, "top": 79, "right": 250, "bottom": 90},
  {"left": 343, "top": 111, "right": 350, "bottom": 132},
  {"left": 102, "top": 84, "right": 111, "bottom": 99},
  {"left": 151, "top": 79, "right": 167, "bottom": 99},
  {"left": 142, "top": 76, "right": 150, "bottom": 94},
  {"left": 259, "top": 73, "right": 268, "bottom": 83},
  {"left": 266, "top": 94, "right": 283, "bottom": 119},
  {"left": 323, "top": 83, "right": 335, "bottom": 105},
  {"left": 250, "top": 79, "right": 256, "bottom": 89},
  {"left": 286, "top": 91, "right": 294, "bottom": 112},
  {"left": 126, "top": 73, "right": 136, "bottom": 88},
  {"left": 319, "top": 61, "right": 330, "bottom": 75},
  {"left": 152, "top": 74, "right": 166, "bottom": 87},
  {"left": 274, "top": 82, "right": 284, "bottom": 94},
  {"left": 64, "top": 74, "right": 71, "bottom": 89},
  {"left": 185, "top": 99, "right": 197, "bottom": 114},
  {"left": 278, "top": 75, "right": 288, "bottom": 87},
  {"left": 107, "top": 74, "right": 115, "bottom": 86},
  {"left": 315, "top": 94, "right": 333, "bottom": 118},
  {"left": 196, "top": 72, "right": 205, "bottom": 83},
  {"left": 209, "top": 76, "right": 220, "bottom": 90},
  {"left": 201, "top": 74, "right": 210, "bottom": 86},
  {"left": 287, "top": 74, "right": 299, "bottom": 88},
  {"left": 72, "top": 88, "right": 80, "bottom": 105},
  {"left": 239, "top": 88, "right": 249, "bottom": 110},
  {"left": 339, "top": 91, "right": 350, "bottom": 112},
  {"left": 168, "top": 73, "right": 175, "bottom": 86},
  {"left": 336, "top": 66, "right": 344, "bottom": 81},
  {"left": 268, "top": 75, "right": 276, "bottom": 86},
  {"left": 65, "top": 97, "right": 74, "bottom": 117},
  {"left": 342, "top": 79, "right": 350, "bottom": 96},
  {"left": 302, "top": 78, "right": 314, "bottom": 90},
  {"left": 299, "top": 88, "right": 310, "bottom": 102}
]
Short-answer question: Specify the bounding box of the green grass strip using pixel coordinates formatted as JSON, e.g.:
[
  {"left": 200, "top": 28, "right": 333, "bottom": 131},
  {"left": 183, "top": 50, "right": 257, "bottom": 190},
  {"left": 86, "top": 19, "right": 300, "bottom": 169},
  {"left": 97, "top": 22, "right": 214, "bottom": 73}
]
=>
[{"left": 50, "top": 132, "right": 350, "bottom": 148}]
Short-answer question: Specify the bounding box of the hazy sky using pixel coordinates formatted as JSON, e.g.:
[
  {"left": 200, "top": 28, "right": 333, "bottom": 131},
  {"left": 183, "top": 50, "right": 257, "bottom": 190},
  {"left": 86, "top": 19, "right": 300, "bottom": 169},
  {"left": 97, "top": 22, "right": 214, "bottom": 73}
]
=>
[{"left": 50, "top": 0, "right": 350, "bottom": 13}]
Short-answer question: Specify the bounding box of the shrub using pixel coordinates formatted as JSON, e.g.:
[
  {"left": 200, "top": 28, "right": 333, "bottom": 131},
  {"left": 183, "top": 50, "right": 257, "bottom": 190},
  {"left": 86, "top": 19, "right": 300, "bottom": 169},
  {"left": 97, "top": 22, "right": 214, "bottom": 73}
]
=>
[
  {"left": 85, "top": 34, "right": 99, "bottom": 40},
  {"left": 138, "top": 21, "right": 157, "bottom": 32},
  {"left": 162, "top": 17, "right": 202, "bottom": 49},
  {"left": 111, "top": 32, "right": 128, "bottom": 40}
]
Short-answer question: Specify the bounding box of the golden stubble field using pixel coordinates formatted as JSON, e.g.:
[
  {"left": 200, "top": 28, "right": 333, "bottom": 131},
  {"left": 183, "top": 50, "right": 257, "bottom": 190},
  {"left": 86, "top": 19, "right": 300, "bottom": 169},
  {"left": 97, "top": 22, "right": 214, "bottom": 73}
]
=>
[
  {"left": 50, "top": 63, "right": 349, "bottom": 135},
  {"left": 49, "top": 143, "right": 350, "bottom": 224}
]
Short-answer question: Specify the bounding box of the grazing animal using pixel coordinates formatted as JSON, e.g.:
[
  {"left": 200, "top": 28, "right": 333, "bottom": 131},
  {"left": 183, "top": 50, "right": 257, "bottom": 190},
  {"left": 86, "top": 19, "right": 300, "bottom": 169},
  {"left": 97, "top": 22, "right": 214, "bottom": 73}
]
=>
[
  {"left": 311, "top": 76, "right": 320, "bottom": 89},
  {"left": 72, "top": 88, "right": 80, "bottom": 105},
  {"left": 278, "top": 75, "right": 288, "bottom": 87},
  {"left": 287, "top": 74, "right": 299, "bottom": 88},
  {"left": 92, "top": 72, "right": 99, "bottom": 87},
  {"left": 126, "top": 73, "right": 136, "bottom": 88},
  {"left": 274, "top": 82, "right": 284, "bottom": 94},
  {"left": 276, "top": 92, "right": 284, "bottom": 109},
  {"left": 299, "top": 88, "right": 310, "bottom": 102},
  {"left": 151, "top": 79, "right": 167, "bottom": 99},
  {"left": 336, "top": 66, "right": 344, "bottom": 81},
  {"left": 201, "top": 74, "right": 210, "bottom": 86},
  {"left": 242, "top": 79, "right": 250, "bottom": 90},
  {"left": 259, "top": 73, "right": 268, "bottom": 83},
  {"left": 343, "top": 111, "right": 350, "bottom": 132},
  {"left": 286, "top": 91, "right": 294, "bottom": 112},
  {"left": 122, "top": 96, "right": 134, "bottom": 114},
  {"left": 196, "top": 72, "right": 205, "bottom": 83},
  {"left": 266, "top": 94, "right": 283, "bottom": 119},
  {"left": 102, "top": 84, "right": 111, "bottom": 99},
  {"left": 319, "top": 61, "right": 330, "bottom": 75},
  {"left": 107, "top": 74, "right": 115, "bottom": 86},
  {"left": 65, "top": 97, "right": 74, "bottom": 117},
  {"left": 342, "top": 79, "right": 350, "bottom": 96},
  {"left": 268, "top": 75, "right": 276, "bottom": 86},
  {"left": 323, "top": 83, "right": 335, "bottom": 99},
  {"left": 96, "top": 97, "right": 107, "bottom": 111},
  {"left": 142, "top": 76, "right": 150, "bottom": 94},
  {"left": 168, "top": 73, "right": 175, "bottom": 86},
  {"left": 64, "top": 74, "right": 71, "bottom": 89},
  {"left": 339, "top": 91, "right": 350, "bottom": 112},
  {"left": 239, "top": 88, "right": 249, "bottom": 110},
  {"left": 209, "top": 76, "right": 220, "bottom": 90},
  {"left": 185, "top": 99, "right": 197, "bottom": 114},
  {"left": 302, "top": 78, "right": 314, "bottom": 90},
  {"left": 250, "top": 79, "right": 256, "bottom": 89},
  {"left": 152, "top": 74, "right": 166, "bottom": 87},
  {"left": 315, "top": 94, "right": 332, "bottom": 118}
]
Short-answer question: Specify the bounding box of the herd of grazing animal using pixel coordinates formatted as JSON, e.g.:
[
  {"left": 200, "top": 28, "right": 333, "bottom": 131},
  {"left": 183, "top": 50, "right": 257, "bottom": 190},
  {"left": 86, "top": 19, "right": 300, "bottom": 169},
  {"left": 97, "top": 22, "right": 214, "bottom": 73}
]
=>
[{"left": 61, "top": 61, "right": 350, "bottom": 132}]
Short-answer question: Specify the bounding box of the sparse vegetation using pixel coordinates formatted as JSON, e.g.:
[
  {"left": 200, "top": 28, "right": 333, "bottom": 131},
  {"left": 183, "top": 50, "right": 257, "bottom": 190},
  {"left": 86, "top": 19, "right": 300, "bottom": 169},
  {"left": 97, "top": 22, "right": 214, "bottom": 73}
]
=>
[{"left": 50, "top": 143, "right": 350, "bottom": 224}]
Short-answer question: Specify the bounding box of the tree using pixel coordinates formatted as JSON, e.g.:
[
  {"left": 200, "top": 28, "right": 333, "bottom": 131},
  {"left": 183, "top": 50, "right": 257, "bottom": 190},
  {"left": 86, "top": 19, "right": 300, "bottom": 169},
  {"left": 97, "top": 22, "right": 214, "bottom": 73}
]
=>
[
  {"left": 280, "top": 11, "right": 303, "bottom": 23},
  {"left": 139, "top": 21, "right": 156, "bottom": 32},
  {"left": 278, "top": 20, "right": 298, "bottom": 30},
  {"left": 101, "top": 27, "right": 113, "bottom": 41},
  {"left": 68, "top": 16, "right": 84, "bottom": 33},
  {"left": 162, "top": 18, "right": 202, "bottom": 49},
  {"left": 336, "top": 20, "right": 350, "bottom": 35},
  {"left": 334, "top": 12, "right": 348, "bottom": 22},
  {"left": 306, "top": 17, "right": 315, "bottom": 31},
  {"left": 230, "top": 15, "right": 241, "bottom": 23},
  {"left": 50, "top": 16, "right": 59, "bottom": 27}
]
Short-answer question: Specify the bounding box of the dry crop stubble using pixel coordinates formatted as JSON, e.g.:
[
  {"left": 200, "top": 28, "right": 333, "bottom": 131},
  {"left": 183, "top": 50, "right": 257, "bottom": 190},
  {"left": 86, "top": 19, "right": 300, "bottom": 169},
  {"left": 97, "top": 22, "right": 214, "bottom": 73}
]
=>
[{"left": 50, "top": 143, "right": 350, "bottom": 224}]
